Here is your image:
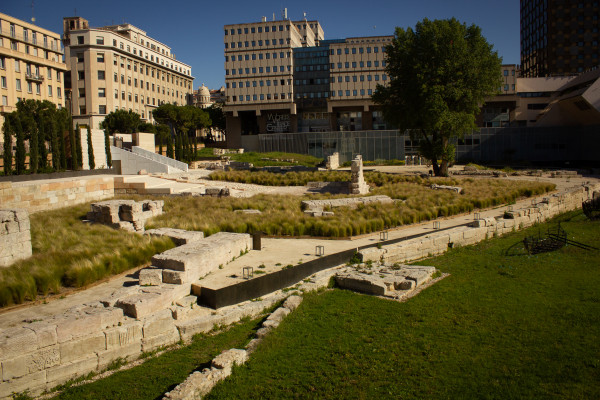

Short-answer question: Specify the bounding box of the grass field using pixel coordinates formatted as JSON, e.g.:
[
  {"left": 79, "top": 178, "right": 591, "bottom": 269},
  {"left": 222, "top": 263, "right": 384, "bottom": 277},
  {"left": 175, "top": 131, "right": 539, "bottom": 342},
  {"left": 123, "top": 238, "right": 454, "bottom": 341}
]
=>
[
  {"left": 0, "top": 203, "right": 175, "bottom": 307},
  {"left": 206, "top": 210, "right": 600, "bottom": 399},
  {"left": 197, "top": 149, "right": 323, "bottom": 167}
]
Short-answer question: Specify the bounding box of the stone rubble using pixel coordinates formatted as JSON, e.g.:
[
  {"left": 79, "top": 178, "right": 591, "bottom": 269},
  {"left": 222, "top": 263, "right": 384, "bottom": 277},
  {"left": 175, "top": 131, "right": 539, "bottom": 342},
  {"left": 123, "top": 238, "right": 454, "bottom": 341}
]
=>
[
  {"left": 430, "top": 184, "right": 462, "bottom": 194},
  {"left": 0, "top": 209, "right": 32, "bottom": 267},
  {"left": 86, "top": 199, "right": 164, "bottom": 233}
]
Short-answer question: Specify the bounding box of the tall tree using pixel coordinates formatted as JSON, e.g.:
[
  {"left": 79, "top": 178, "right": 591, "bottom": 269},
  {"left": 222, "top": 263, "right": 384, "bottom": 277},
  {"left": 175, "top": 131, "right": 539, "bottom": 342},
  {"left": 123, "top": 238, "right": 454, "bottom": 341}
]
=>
[
  {"left": 166, "top": 133, "right": 174, "bottom": 159},
  {"left": 2, "top": 115, "right": 13, "bottom": 175},
  {"left": 206, "top": 103, "right": 225, "bottom": 140},
  {"left": 25, "top": 115, "right": 39, "bottom": 174},
  {"left": 373, "top": 18, "right": 501, "bottom": 176},
  {"left": 58, "top": 108, "right": 69, "bottom": 170},
  {"left": 87, "top": 128, "right": 95, "bottom": 169},
  {"left": 14, "top": 117, "right": 26, "bottom": 174},
  {"left": 75, "top": 123, "right": 83, "bottom": 169},
  {"left": 50, "top": 116, "right": 60, "bottom": 170},
  {"left": 104, "top": 129, "right": 112, "bottom": 168},
  {"left": 69, "top": 120, "right": 77, "bottom": 170}
]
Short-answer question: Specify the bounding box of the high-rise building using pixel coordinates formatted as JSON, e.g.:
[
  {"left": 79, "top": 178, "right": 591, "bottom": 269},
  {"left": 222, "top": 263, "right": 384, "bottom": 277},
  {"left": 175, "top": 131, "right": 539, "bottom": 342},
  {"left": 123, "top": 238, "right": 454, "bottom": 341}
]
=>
[
  {"left": 223, "top": 16, "right": 393, "bottom": 148},
  {"left": 520, "top": 0, "right": 600, "bottom": 77},
  {"left": 0, "top": 12, "right": 67, "bottom": 142},
  {"left": 62, "top": 17, "right": 194, "bottom": 129}
]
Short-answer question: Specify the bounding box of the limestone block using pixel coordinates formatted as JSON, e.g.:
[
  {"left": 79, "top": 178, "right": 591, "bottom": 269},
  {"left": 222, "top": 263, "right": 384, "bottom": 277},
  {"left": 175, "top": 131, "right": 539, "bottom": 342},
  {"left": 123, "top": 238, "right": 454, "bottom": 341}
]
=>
[
  {"left": 97, "top": 342, "right": 142, "bottom": 370},
  {"left": 283, "top": 295, "right": 302, "bottom": 312},
  {"left": 141, "top": 328, "right": 180, "bottom": 353},
  {"left": 335, "top": 273, "right": 387, "bottom": 296},
  {"left": 395, "top": 280, "right": 415, "bottom": 290},
  {"left": 99, "top": 307, "right": 125, "bottom": 329},
  {"left": 211, "top": 349, "right": 248, "bottom": 370},
  {"left": 104, "top": 321, "right": 143, "bottom": 349},
  {"left": 176, "top": 316, "right": 215, "bottom": 342},
  {"left": 115, "top": 284, "right": 190, "bottom": 319},
  {"left": 163, "top": 269, "right": 188, "bottom": 285},
  {"left": 145, "top": 228, "right": 205, "bottom": 246},
  {"left": 0, "top": 327, "right": 38, "bottom": 360},
  {"left": 25, "top": 322, "right": 57, "bottom": 349},
  {"left": 176, "top": 295, "right": 198, "bottom": 308},
  {"left": 403, "top": 267, "right": 436, "bottom": 286},
  {"left": 140, "top": 268, "right": 163, "bottom": 286},
  {"left": 45, "top": 355, "right": 98, "bottom": 388},
  {"left": 143, "top": 309, "right": 176, "bottom": 338},
  {"left": 59, "top": 333, "right": 105, "bottom": 364},
  {"left": 0, "top": 370, "right": 46, "bottom": 399},
  {"left": 267, "top": 307, "right": 290, "bottom": 324},
  {"left": 245, "top": 338, "right": 262, "bottom": 354},
  {"left": 359, "top": 247, "right": 385, "bottom": 263},
  {"left": 54, "top": 311, "right": 103, "bottom": 343},
  {"left": 1, "top": 345, "right": 60, "bottom": 380},
  {"left": 255, "top": 326, "right": 272, "bottom": 339}
]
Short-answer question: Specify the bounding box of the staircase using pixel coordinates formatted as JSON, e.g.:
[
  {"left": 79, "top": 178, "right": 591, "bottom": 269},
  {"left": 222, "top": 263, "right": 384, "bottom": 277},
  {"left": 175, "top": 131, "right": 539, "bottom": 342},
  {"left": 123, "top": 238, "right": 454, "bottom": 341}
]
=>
[{"left": 111, "top": 146, "right": 188, "bottom": 175}]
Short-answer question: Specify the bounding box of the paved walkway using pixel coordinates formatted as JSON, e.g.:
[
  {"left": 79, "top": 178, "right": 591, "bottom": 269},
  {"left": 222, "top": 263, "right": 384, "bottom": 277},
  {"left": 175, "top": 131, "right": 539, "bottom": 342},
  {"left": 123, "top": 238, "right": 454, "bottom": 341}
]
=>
[{"left": 0, "top": 169, "right": 596, "bottom": 328}]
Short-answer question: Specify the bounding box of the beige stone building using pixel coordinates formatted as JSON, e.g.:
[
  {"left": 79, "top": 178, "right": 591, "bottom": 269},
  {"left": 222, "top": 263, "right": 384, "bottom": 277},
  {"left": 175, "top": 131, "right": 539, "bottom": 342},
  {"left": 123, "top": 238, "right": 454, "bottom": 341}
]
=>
[
  {"left": 62, "top": 17, "right": 194, "bottom": 130},
  {"left": 0, "top": 12, "right": 67, "bottom": 144}
]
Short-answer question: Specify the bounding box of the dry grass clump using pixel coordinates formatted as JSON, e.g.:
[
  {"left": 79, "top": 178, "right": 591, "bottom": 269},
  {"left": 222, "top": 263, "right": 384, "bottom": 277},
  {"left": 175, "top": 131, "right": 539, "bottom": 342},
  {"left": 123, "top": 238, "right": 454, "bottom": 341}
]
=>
[
  {"left": 148, "top": 177, "right": 555, "bottom": 239},
  {"left": 208, "top": 170, "right": 351, "bottom": 186},
  {"left": 0, "top": 203, "right": 174, "bottom": 307}
]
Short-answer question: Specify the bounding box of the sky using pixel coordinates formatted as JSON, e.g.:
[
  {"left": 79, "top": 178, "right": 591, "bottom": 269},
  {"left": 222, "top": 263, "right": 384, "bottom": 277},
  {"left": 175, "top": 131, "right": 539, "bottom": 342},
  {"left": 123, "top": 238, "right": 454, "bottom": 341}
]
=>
[{"left": 3, "top": 0, "right": 520, "bottom": 90}]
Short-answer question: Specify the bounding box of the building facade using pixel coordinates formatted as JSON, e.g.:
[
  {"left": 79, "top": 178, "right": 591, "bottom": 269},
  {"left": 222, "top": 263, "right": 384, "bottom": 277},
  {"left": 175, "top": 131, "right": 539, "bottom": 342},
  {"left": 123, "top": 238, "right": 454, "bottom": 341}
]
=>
[
  {"left": 62, "top": 17, "right": 194, "bottom": 129},
  {"left": 0, "top": 13, "right": 67, "bottom": 143},
  {"left": 520, "top": 0, "right": 600, "bottom": 77},
  {"left": 223, "top": 16, "right": 392, "bottom": 149}
]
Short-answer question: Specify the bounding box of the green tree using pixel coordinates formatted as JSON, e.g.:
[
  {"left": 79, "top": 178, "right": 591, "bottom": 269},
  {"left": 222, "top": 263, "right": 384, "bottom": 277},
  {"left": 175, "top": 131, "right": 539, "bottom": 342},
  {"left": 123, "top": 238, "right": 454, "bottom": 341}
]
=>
[
  {"left": 100, "top": 110, "right": 141, "bottom": 134},
  {"left": 373, "top": 18, "right": 501, "bottom": 176},
  {"left": 206, "top": 103, "right": 225, "bottom": 140},
  {"left": 24, "top": 115, "right": 38, "bottom": 174},
  {"left": 87, "top": 128, "right": 95, "bottom": 169},
  {"left": 166, "top": 133, "right": 174, "bottom": 159},
  {"left": 75, "top": 123, "right": 83, "bottom": 169},
  {"left": 104, "top": 129, "right": 112, "bottom": 168},
  {"left": 2, "top": 115, "right": 13, "bottom": 175},
  {"left": 156, "top": 124, "right": 170, "bottom": 157},
  {"left": 14, "top": 116, "right": 26, "bottom": 174},
  {"left": 57, "top": 108, "right": 69, "bottom": 170},
  {"left": 50, "top": 116, "right": 60, "bottom": 170},
  {"left": 69, "top": 120, "right": 77, "bottom": 170}
]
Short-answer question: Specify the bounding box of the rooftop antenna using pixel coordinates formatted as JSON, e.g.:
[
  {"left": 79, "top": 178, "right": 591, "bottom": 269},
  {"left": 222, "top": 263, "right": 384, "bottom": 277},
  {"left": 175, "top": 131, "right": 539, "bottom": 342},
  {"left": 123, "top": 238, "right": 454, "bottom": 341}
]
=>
[
  {"left": 30, "top": 0, "right": 35, "bottom": 23},
  {"left": 273, "top": 13, "right": 276, "bottom": 21},
  {"left": 282, "top": 8, "right": 287, "bottom": 20},
  {"left": 303, "top": 12, "right": 307, "bottom": 20}
]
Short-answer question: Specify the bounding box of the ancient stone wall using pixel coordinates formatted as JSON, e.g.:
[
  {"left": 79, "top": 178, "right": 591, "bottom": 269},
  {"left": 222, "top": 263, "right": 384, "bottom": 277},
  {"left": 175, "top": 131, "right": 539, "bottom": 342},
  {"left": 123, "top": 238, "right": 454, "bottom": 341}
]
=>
[
  {"left": 0, "top": 177, "right": 114, "bottom": 214},
  {"left": 87, "top": 200, "right": 164, "bottom": 233},
  {"left": 349, "top": 155, "right": 370, "bottom": 195},
  {"left": 326, "top": 152, "right": 340, "bottom": 170},
  {"left": 0, "top": 209, "right": 32, "bottom": 267}
]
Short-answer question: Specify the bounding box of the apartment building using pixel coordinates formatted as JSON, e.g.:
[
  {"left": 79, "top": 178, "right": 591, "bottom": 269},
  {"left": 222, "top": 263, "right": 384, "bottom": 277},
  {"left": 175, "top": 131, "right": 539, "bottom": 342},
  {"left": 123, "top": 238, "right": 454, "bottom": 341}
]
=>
[
  {"left": 62, "top": 17, "right": 194, "bottom": 129},
  {"left": 223, "top": 16, "right": 394, "bottom": 148},
  {"left": 0, "top": 13, "right": 67, "bottom": 142},
  {"left": 520, "top": 0, "right": 600, "bottom": 77}
]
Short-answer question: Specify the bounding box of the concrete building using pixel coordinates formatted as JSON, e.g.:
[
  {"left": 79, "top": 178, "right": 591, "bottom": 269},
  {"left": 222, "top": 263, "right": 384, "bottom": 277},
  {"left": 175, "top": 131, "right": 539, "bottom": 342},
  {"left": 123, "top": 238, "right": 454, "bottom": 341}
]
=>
[
  {"left": 520, "top": 0, "right": 600, "bottom": 77},
  {"left": 62, "top": 16, "right": 194, "bottom": 130},
  {"left": 0, "top": 13, "right": 67, "bottom": 143},
  {"left": 223, "top": 15, "right": 393, "bottom": 149}
]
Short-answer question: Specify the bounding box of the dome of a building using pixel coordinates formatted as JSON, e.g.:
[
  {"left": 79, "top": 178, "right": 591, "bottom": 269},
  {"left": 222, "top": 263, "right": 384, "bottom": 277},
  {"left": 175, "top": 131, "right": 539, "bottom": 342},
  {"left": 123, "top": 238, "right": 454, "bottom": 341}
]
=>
[{"left": 198, "top": 84, "right": 210, "bottom": 97}]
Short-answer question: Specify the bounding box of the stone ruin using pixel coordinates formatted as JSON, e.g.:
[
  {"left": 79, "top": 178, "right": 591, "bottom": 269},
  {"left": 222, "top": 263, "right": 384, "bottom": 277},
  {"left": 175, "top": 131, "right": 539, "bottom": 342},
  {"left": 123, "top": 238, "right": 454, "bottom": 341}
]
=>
[
  {"left": 335, "top": 264, "right": 438, "bottom": 299},
  {"left": 325, "top": 152, "right": 340, "bottom": 170},
  {"left": 0, "top": 209, "right": 32, "bottom": 267},
  {"left": 349, "top": 155, "right": 370, "bottom": 195},
  {"left": 430, "top": 183, "right": 462, "bottom": 194},
  {"left": 302, "top": 195, "right": 394, "bottom": 217},
  {"left": 87, "top": 199, "right": 164, "bottom": 233}
]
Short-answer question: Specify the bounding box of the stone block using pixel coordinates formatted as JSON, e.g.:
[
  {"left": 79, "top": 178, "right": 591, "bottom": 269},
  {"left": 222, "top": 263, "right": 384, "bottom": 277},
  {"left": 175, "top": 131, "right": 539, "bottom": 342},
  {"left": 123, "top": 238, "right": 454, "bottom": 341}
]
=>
[
  {"left": 97, "top": 342, "right": 141, "bottom": 370},
  {"left": 403, "top": 266, "right": 436, "bottom": 286},
  {"left": 176, "top": 316, "right": 215, "bottom": 342},
  {"left": 176, "top": 295, "right": 198, "bottom": 308},
  {"left": 266, "top": 307, "right": 290, "bottom": 324},
  {"left": 359, "top": 247, "right": 385, "bottom": 262},
  {"left": 104, "top": 321, "right": 143, "bottom": 349},
  {"left": 45, "top": 355, "right": 98, "bottom": 388},
  {"left": 283, "top": 295, "right": 302, "bottom": 311},
  {"left": 145, "top": 228, "right": 205, "bottom": 246},
  {"left": 99, "top": 307, "right": 125, "bottom": 329},
  {"left": 0, "top": 327, "right": 39, "bottom": 360},
  {"left": 0, "top": 370, "right": 46, "bottom": 399},
  {"left": 54, "top": 311, "right": 102, "bottom": 343},
  {"left": 162, "top": 269, "right": 188, "bottom": 285},
  {"left": 143, "top": 309, "right": 176, "bottom": 338},
  {"left": 26, "top": 322, "right": 57, "bottom": 349},
  {"left": 245, "top": 338, "right": 262, "bottom": 354},
  {"left": 335, "top": 273, "right": 387, "bottom": 296},
  {"left": 139, "top": 268, "right": 163, "bottom": 286},
  {"left": 59, "top": 333, "right": 105, "bottom": 364},
  {"left": 211, "top": 349, "right": 248, "bottom": 370},
  {"left": 395, "top": 279, "right": 415, "bottom": 290},
  {"left": 115, "top": 284, "right": 190, "bottom": 319},
  {"left": 141, "top": 328, "right": 180, "bottom": 353},
  {"left": 1, "top": 345, "right": 60, "bottom": 380}
]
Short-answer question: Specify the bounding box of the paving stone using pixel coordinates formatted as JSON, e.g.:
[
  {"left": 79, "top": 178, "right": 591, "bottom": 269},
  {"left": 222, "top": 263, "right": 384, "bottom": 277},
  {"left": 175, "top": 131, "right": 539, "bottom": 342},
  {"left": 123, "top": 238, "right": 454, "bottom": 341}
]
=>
[{"left": 139, "top": 268, "right": 163, "bottom": 286}]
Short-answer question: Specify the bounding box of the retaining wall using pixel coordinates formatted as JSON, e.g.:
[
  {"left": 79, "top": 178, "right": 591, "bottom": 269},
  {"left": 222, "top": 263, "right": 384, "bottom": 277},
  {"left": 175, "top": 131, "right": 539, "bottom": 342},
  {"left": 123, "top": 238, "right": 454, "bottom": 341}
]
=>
[
  {"left": 0, "top": 176, "right": 115, "bottom": 214},
  {"left": 0, "top": 209, "right": 31, "bottom": 267}
]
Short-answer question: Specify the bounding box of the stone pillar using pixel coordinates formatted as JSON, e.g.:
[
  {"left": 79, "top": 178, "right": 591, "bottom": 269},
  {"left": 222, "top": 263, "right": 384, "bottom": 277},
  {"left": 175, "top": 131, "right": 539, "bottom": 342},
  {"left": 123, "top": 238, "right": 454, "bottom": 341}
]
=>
[
  {"left": 349, "top": 155, "right": 370, "bottom": 195},
  {"left": 0, "top": 209, "right": 32, "bottom": 267},
  {"left": 326, "top": 152, "right": 340, "bottom": 170}
]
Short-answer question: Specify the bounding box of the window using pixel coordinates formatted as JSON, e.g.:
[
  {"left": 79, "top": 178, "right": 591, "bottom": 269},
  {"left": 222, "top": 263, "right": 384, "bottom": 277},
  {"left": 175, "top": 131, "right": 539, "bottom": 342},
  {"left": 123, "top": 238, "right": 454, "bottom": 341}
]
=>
[
  {"left": 16, "top": 78, "right": 21, "bottom": 91},
  {"left": 1, "top": 96, "right": 7, "bottom": 106},
  {"left": 57, "top": 71, "right": 61, "bottom": 82},
  {"left": 57, "top": 87, "right": 62, "bottom": 98},
  {"left": 27, "top": 82, "right": 32, "bottom": 93},
  {"left": 77, "top": 53, "right": 84, "bottom": 63},
  {"left": 78, "top": 71, "right": 85, "bottom": 80},
  {"left": 98, "top": 88, "right": 106, "bottom": 97},
  {"left": 79, "top": 106, "right": 86, "bottom": 115},
  {"left": 0, "top": 57, "right": 4, "bottom": 70},
  {"left": 0, "top": 76, "right": 6, "bottom": 88},
  {"left": 504, "top": 70, "right": 508, "bottom": 76},
  {"left": 98, "top": 70, "right": 105, "bottom": 80},
  {"left": 99, "top": 105, "right": 106, "bottom": 114},
  {"left": 77, "top": 36, "right": 84, "bottom": 44},
  {"left": 36, "top": 83, "right": 41, "bottom": 94},
  {"left": 97, "top": 53, "right": 105, "bottom": 62},
  {"left": 96, "top": 37, "right": 104, "bottom": 45}
]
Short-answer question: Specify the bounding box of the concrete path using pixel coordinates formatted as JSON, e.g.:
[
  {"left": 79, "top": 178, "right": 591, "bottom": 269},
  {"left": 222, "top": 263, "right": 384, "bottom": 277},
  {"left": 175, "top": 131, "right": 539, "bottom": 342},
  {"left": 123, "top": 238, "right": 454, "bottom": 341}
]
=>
[{"left": 0, "top": 169, "right": 596, "bottom": 329}]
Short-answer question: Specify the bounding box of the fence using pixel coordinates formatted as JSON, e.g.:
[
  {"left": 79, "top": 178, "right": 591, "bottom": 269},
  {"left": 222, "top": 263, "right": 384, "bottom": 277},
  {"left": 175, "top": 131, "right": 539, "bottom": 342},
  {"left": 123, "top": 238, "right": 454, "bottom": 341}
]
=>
[{"left": 258, "top": 126, "right": 600, "bottom": 164}]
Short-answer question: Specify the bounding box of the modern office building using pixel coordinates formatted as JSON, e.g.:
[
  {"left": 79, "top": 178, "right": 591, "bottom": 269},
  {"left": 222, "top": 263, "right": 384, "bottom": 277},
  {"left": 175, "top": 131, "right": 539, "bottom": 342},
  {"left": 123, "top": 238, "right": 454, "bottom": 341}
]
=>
[
  {"left": 223, "top": 16, "right": 393, "bottom": 149},
  {"left": 62, "top": 17, "right": 194, "bottom": 129},
  {"left": 520, "top": 0, "right": 600, "bottom": 77},
  {"left": 0, "top": 12, "right": 67, "bottom": 143}
]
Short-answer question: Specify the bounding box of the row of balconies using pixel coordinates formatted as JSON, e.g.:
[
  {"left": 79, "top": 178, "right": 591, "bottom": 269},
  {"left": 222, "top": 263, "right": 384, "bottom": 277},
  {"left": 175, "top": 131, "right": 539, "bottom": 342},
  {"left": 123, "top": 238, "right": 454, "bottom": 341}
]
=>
[{"left": 2, "top": 30, "right": 62, "bottom": 53}]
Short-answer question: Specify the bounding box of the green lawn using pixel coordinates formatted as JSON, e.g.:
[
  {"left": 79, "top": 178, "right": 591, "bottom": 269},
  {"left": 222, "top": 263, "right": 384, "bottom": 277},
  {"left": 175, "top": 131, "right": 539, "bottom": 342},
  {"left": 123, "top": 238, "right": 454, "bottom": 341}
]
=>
[{"left": 206, "top": 210, "right": 600, "bottom": 399}]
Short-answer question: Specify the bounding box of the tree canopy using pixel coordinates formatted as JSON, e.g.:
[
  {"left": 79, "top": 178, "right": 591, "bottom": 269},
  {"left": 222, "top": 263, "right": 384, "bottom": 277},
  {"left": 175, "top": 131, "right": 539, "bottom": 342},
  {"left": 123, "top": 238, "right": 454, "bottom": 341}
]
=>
[
  {"left": 152, "top": 104, "right": 211, "bottom": 138},
  {"left": 100, "top": 109, "right": 142, "bottom": 134},
  {"left": 373, "top": 18, "right": 501, "bottom": 176}
]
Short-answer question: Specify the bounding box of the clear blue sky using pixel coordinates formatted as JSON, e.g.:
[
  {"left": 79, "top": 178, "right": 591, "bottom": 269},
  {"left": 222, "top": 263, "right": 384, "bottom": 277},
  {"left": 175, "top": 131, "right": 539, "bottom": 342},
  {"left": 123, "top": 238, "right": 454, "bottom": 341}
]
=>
[{"left": 3, "top": 0, "right": 520, "bottom": 90}]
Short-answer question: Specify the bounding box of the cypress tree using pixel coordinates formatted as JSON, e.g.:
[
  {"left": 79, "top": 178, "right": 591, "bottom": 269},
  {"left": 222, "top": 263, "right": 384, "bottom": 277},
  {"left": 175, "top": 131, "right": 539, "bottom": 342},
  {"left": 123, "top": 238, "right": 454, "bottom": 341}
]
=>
[
  {"left": 69, "top": 121, "right": 77, "bottom": 170},
  {"left": 51, "top": 118, "right": 60, "bottom": 171},
  {"left": 14, "top": 117, "right": 26, "bottom": 175},
  {"left": 29, "top": 119, "right": 39, "bottom": 174},
  {"left": 38, "top": 115, "right": 48, "bottom": 170},
  {"left": 175, "top": 133, "right": 181, "bottom": 161},
  {"left": 104, "top": 129, "right": 112, "bottom": 168},
  {"left": 87, "top": 128, "right": 95, "bottom": 169},
  {"left": 2, "top": 116, "right": 13, "bottom": 175},
  {"left": 158, "top": 134, "right": 163, "bottom": 156},
  {"left": 167, "top": 134, "right": 174, "bottom": 159},
  {"left": 75, "top": 123, "right": 83, "bottom": 169},
  {"left": 59, "top": 113, "right": 67, "bottom": 170}
]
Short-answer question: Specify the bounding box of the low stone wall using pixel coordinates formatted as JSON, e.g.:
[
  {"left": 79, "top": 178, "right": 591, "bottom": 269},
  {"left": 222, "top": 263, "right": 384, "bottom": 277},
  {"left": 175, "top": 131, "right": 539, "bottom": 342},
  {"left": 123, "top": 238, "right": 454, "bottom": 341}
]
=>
[
  {"left": 0, "top": 209, "right": 31, "bottom": 267},
  {"left": 360, "top": 183, "right": 600, "bottom": 264},
  {"left": 302, "top": 195, "right": 394, "bottom": 212},
  {"left": 0, "top": 176, "right": 114, "bottom": 214},
  {"left": 87, "top": 200, "right": 164, "bottom": 233}
]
